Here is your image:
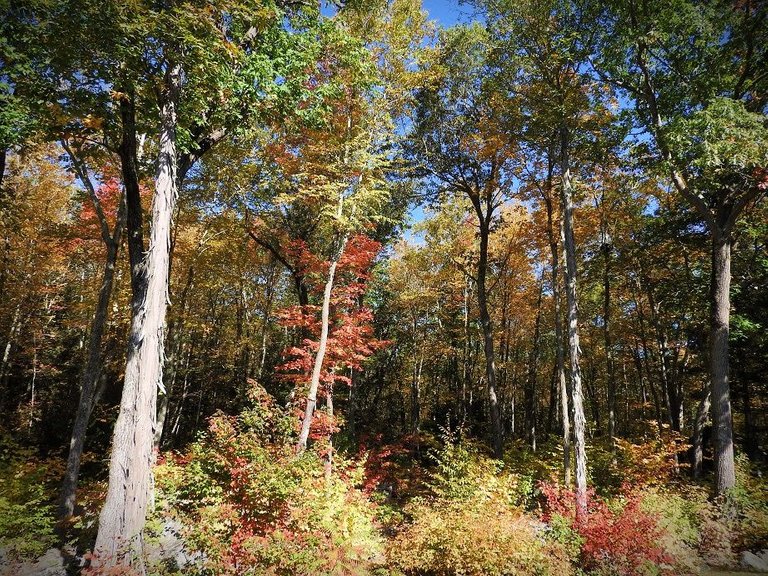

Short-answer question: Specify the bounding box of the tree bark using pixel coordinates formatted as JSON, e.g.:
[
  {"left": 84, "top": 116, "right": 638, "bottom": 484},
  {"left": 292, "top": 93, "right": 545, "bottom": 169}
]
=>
[
  {"left": 92, "top": 62, "right": 181, "bottom": 573},
  {"left": 117, "top": 93, "right": 146, "bottom": 297},
  {"left": 692, "top": 387, "right": 711, "bottom": 479},
  {"left": 525, "top": 277, "right": 543, "bottom": 451},
  {"left": 297, "top": 230, "right": 348, "bottom": 453},
  {"left": 58, "top": 144, "right": 127, "bottom": 519},
  {"left": 560, "top": 127, "right": 587, "bottom": 519},
  {"left": 542, "top": 155, "right": 570, "bottom": 484},
  {"left": 59, "top": 204, "right": 125, "bottom": 519},
  {"left": 154, "top": 264, "right": 194, "bottom": 450},
  {"left": 602, "top": 240, "right": 617, "bottom": 443},
  {"left": 710, "top": 232, "right": 735, "bottom": 493},
  {"left": 476, "top": 215, "right": 503, "bottom": 458}
]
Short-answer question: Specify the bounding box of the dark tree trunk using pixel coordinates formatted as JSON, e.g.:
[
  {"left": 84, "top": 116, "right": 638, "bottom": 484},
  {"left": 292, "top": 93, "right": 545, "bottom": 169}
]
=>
[
  {"left": 692, "top": 387, "right": 711, "bottom": 479},
  {"left": 58, "top": 144, "right": 127, "bottom": 519},
  {"left": 476, "top": 216, "right": 503, "bottom": 458},
  {"left": 155, "top": 264, "right": 194, "bottom": 450},
  {"left": 710, "top": 232, "right": 735, "bottom": 493},
  {"left": 524, "top": 278, "right": 543, "bottom": 451},
  {"left": 602, "top": 241, "right": 617, "bottom": 443},
  {"left": 117, "top": 93, "right": 146, "bottom": 297},
  {"left": 59, "top": 220, "right": 124, "bottom": 519}
]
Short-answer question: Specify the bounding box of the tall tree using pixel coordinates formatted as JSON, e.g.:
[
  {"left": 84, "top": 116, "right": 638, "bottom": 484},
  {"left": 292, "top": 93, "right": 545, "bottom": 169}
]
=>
[
  {"left": 592, "top": 0, "right": 768, "bottom": 494},
  {"left": 410, "top": 24, "right": 522, "bottom": 457}
]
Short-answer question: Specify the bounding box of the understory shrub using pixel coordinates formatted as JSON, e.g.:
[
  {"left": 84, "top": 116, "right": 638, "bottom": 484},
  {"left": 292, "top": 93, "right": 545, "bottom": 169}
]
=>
[
  {"left": 154, "top": 383, "right": 385, "bottom": 575},
  {"left": 540, "top": 482, "right": 693, "bottom": 576},
  {"left": 389, "top": 433, "right": 573, "bottom": 576},
  {"left": 0, "top": 437, "right": 58, "bottom": 560}
]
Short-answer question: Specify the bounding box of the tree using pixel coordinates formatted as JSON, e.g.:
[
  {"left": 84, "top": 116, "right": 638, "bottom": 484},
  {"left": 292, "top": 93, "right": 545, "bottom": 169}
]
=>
[
  {"left": 592, "top": 0, "right": 768, "bottom": 494},
  {"left": 410, "top": 24, "right": 523, "bottom": 457}
]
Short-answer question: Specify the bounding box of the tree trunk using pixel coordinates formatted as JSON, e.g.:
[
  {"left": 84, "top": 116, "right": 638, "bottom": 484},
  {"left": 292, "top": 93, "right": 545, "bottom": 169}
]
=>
[
  {"left": 710, "top": 232, "right": 735, "bottom": 493},
  {"left": 603, "top": 241, "right": 617, "bottom": 444},
  {"left": 155, "top": 265, "right": 194, "bottom": 450},
  {"left": 411, "top": 338, "right": 423, "bottom": 433},
  {"left": 297, "top": 231, "right": 348, "bottom": 453},
  {"left": 92, "top": 62, "right": 181, "bottom": 573},
  {"left": 692, "top": 387, "right": 711, "bottom": 479},
  {"left": 525, "top": 278, "right": 543, "bottom": 451},
  {"left": 560, "top": 127, "right": 587, "bottom": 519},
  {"left": 117, "top": 93, "right": 146, "bottom": 297},
  {"left": 476, "top": 217, "right": 503, "bottom": 458},
  {"left": 59, "top": 232, "right": 122, "bottom": 518}
]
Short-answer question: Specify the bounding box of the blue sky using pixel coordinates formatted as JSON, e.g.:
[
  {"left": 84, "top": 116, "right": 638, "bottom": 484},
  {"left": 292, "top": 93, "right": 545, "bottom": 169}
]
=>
[{"left": 421, "top": 0, "right": 476, "bottom": 26}]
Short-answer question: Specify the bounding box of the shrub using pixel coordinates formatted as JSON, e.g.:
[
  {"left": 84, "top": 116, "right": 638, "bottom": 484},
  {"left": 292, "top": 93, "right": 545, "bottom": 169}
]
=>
[
  {"left": 390, "top": 497, "right": 572, "bottom": 576},
  {"left": 639, "top": 488, "right": 706, "bottom": 574},
  {"left": 0, "top": 438, "right": 59, "bottom": 560},
  {"left": 389, "top": 434, "right": 573, "bottom": 576},
  {"left": 156, "top": 384, "right": 385, "bottom": 575},
  {"left": 540, "top": 482, "right": 689, "bottom": 576}
]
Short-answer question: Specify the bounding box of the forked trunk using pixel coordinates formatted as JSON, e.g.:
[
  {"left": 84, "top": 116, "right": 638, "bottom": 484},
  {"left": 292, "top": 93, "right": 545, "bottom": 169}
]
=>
[{"left": 91, "top": 62, "right": 181, "bottom": 573}]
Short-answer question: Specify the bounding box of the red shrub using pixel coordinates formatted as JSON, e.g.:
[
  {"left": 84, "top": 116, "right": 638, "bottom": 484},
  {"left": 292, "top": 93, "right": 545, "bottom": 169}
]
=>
[{"left": 540, "top": 482, "right": 675, "bottom": 576}]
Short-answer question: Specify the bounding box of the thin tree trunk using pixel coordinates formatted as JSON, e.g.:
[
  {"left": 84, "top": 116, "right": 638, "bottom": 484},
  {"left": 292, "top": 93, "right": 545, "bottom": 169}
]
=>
[
  {"left": 0, "top": 304, "right": 20, "bottom": 390},
  {"left": 603, "top": 241, "right": 617, "bottom": 444},
  {"left": 59, "top": 147, "right": 127, "bottom": 519},
  {"left": 710, "top": 232, "right": 735, "bottom": 493},
  {"left": 411, "top": 336, "right": 423, "bottom": 433},
  {"left": 92, "top": 62, "right": 181, "bottom": 573},
  {"left": 543, "top": 156, "right": 571, "bottom": 485},
  {"left": 324, "top": 380, "right": 334, "bottom": 480},
  {"left": 297, "top": 228, "right": 348, "bottom": 453},
  {"left": 154, "top": 264, "right": 194, "bottom": 450},
  {"left": 560, "top": 127, "right": 587, "bottom": 519},
  {"left": 692, "top": 388, "right": 711, "bottom": 479},
  {"left": 59, "top": 231, "right": 123, "bottom": 518},
  {"left": 525, "top": 277, "right": 543, "bottom": 451}
]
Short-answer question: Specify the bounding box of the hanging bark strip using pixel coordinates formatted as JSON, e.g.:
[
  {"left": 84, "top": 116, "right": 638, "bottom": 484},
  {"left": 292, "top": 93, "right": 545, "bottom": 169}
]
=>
[{"left": 92, "top": 61, "right": 181, "bottom": 574}]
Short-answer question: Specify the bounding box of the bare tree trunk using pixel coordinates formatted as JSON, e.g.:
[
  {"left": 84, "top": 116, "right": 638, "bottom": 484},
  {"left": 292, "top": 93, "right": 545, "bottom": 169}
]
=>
[
  {"left": 560, "top": 127, "right": 587, "bottom": 520},
  {"left": 542, "top": 156, "right": 571, "bottom": 485},
  {"left": 297, "top": 229, "right": 348, "bottom": 453},
  {"left": 92, "top": 62, "right": 181, "bottom": 574},
  {"left": 324, "top": 380, "right": 334, "bottom": 481},
  {"left": 525, "top": 277, "right": 543, "bottom": 451},
  {"left": 602, "top": 241, "right": 617, "bottom": 444},
  {"left": 411, "top": 336, "right": 423, "bottom": 433},
  {"left": 0, "top": 304, "right": 20, "bottom": 390},
  {"left": 710, "top": 232, "right": 735, "bottom": 493}
]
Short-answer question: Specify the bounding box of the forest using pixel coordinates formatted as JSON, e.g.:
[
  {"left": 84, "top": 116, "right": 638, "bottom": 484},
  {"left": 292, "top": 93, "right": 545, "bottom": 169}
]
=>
[{"left": 0, "top": 0, "right": 767, "bottom": 574}]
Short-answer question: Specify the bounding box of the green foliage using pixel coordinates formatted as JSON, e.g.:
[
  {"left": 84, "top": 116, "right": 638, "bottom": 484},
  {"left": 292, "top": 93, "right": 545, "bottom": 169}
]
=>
[
  {"left": 0, "top": 437, "right": 58, "bottom": 560},
  {"left": 726, "top": 454, "right": 768, "bottom": 551},
  {"left": 390, "top": 435, "right": 573, "bottom": 576},
  {"left": 154, "top": 385, "right": 386, "bottom": 575},
  {"left": 667, "top": 97, "right": 768, "bottom": 191}
]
